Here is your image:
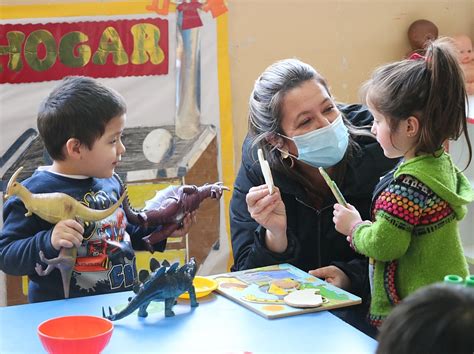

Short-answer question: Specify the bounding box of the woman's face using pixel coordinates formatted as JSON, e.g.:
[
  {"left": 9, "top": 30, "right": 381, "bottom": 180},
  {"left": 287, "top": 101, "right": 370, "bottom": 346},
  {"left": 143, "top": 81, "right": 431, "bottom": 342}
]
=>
[{"left": 279, "top": 79, "right": 340, "bottom": 157}]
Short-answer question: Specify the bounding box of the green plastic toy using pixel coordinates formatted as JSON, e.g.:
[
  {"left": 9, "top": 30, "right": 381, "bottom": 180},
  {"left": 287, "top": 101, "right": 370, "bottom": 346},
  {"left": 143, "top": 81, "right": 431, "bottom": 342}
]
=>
[{"left": 444, "top": 274, "right": 474, "bottom": 287}]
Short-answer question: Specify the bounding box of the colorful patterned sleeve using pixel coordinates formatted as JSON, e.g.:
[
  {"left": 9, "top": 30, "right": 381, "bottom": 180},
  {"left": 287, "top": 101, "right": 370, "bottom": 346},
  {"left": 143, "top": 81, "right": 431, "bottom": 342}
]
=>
[{"left": 352, "top": 174, "right": 444, "bottom": 261}]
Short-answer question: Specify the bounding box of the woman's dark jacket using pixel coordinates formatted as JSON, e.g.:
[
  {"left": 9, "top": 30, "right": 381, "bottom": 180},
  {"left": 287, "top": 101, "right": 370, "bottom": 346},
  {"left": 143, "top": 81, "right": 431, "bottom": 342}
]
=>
[{"left": 230, "top": 104, "right": 399, "bottom": 298}]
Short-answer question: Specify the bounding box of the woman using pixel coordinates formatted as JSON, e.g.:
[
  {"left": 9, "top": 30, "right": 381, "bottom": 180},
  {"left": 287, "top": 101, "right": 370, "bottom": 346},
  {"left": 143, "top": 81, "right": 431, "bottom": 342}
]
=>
[{"left": 230, "top": 58, "right": 398, "bottom": 333}]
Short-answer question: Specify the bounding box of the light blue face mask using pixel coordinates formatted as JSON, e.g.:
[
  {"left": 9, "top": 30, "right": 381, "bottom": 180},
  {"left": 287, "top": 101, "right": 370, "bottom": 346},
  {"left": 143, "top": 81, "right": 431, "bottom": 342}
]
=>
[{"left": 278, "top": 114, "right": 349, "bottom": 168}]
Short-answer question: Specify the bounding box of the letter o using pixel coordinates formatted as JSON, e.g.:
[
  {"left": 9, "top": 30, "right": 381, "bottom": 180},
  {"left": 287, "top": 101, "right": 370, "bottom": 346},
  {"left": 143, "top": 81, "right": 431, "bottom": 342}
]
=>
[{"left": 24, "top": 30, "right": 57, "bottom": 71}]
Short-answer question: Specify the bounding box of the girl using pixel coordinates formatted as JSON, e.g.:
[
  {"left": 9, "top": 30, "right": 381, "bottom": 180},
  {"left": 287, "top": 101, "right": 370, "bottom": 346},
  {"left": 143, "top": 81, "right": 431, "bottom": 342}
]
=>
[{"left": 333, "top": 38, "right": 473, "bottom": 327}]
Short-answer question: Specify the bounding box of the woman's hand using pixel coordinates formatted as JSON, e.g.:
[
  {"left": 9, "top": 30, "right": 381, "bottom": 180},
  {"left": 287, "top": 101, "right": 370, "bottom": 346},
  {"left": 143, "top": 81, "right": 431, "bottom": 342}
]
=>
[
  {"left": 309, "top": 265, "right": 351, "bottom": 291},
  {"left": 332, "top": 203, "right": 362, "bottom": 236},
  {"left": 246, "top": 185, "right": 287, "bottom": 252}
]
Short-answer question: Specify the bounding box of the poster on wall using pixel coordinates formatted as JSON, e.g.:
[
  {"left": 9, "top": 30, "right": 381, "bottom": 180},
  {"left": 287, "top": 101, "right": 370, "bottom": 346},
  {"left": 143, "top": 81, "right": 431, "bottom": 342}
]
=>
[
  {"left": 0, "top": 0, "right": 234, "bottom": 302},
  {"left": 0, "top": 18, "right": 169, "bottom": 84}
]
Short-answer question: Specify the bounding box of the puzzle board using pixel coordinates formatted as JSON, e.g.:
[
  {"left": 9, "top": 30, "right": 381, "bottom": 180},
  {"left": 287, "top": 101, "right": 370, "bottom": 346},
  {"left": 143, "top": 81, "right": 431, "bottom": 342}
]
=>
[{"left": 210, "top": 263, "right": 361, "bottom": 319}]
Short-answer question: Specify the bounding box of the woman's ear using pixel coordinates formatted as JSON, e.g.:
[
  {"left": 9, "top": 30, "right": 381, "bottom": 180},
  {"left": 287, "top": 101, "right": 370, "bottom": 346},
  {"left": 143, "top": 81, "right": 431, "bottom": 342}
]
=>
[
  {"left": 266, "top": 133, "right": 290, "bottom": 158},
  {"left": 65, "top": 138, "right": 83, "bottom": 160},
  {"left": 265, "top": 133, "right": 284, "bottom": 148},
  {"left": 406, "top": 116, "right": 420, "bottom": 137}
]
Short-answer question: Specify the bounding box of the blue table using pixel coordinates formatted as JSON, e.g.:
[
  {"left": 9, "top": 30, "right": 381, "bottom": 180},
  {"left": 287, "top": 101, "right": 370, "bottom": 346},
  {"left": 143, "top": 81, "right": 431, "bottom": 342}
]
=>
[{"left": 0, "top": 291, "right": 377, "bottom": 353}]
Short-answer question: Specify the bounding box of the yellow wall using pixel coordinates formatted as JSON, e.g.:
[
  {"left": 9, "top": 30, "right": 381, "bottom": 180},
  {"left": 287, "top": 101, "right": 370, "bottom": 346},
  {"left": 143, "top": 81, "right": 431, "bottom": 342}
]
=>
[{"left": 227, "top": 0, "right": 474, "bottom": 168}]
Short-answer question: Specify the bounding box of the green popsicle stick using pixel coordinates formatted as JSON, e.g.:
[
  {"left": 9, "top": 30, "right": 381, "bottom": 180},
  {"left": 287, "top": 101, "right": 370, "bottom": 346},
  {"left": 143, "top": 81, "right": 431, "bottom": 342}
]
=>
[{"left": 319, "top": 167, "right": 347, "bottom": 206}]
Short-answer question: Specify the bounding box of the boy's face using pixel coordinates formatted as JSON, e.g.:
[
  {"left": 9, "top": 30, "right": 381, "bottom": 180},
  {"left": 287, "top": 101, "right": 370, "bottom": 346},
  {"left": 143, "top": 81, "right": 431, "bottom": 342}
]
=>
[{"left": 79, "top": 114, "right": 126, "bottom": 178}]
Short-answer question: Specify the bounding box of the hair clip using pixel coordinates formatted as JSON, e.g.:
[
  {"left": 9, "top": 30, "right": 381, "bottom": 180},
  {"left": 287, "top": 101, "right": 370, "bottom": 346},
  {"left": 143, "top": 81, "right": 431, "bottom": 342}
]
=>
[{"left": 408, "top": 52, "right": 426, "bottom": 61}]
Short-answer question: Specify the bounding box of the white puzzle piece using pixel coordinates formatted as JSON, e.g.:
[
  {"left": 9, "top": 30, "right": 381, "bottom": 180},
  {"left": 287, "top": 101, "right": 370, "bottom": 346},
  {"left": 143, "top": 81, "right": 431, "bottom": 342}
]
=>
[{"left": 283, "top": 289, "right": 323, "bottom": 308}]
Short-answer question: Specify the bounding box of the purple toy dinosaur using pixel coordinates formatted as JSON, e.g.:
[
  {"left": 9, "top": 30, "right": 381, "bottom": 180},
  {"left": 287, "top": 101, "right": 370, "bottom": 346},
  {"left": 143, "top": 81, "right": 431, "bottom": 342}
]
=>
[{"left": 114, "top": 174, "right": 229, "bottom": 251}]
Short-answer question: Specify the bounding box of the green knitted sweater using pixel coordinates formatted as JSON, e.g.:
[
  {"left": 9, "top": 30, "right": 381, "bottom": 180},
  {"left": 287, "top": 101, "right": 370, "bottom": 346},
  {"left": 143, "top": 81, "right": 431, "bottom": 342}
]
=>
[{"left": 352, "top": 151, "right": 473, "bottom": 326}]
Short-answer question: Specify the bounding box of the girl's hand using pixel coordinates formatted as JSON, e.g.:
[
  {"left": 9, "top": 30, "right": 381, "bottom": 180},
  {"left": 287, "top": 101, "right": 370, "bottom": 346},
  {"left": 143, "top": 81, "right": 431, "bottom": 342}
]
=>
[
  {"left": 51, "top": 219, "right": 84, "bottom": 250},
  {"left": 333, "top": 203, "right": 362, "bottom": 236},
  {"left": 246, "top": 185, "right": 287, "bottom": 252}
]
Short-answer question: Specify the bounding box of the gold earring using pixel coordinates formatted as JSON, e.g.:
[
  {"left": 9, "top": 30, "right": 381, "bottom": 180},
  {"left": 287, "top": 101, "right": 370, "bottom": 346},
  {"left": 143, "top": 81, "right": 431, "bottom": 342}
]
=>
[
  {"left": 280, "top": 150, "right": 294, "bottom": 168},
  {"left": 287, "top": 156, "right": 295, "bottom": 168}
]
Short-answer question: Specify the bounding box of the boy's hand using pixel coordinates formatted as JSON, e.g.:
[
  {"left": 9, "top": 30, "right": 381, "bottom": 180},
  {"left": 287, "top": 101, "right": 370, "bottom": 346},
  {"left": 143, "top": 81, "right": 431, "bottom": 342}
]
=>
[
  {"left": 332, "top": 203, "right": 362, "bottom": 236},
  {"left": 51, "top": 219, "right": 84, "bottom": 250},
  {"left": 171, "top": 211, "right": 197, "bottom": 237}
]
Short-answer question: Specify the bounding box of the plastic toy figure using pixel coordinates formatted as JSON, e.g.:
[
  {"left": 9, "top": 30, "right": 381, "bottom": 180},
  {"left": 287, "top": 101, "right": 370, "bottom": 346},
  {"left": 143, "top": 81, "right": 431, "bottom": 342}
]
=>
[
  {"left": 115, "top": 174, "right": 229, "bottom": 250},
  {"left": 452, "top": 34, "right": 474, "bottom": 95},
  {"left": 103, "top": 258, "right": 198, "bottom": 320}
]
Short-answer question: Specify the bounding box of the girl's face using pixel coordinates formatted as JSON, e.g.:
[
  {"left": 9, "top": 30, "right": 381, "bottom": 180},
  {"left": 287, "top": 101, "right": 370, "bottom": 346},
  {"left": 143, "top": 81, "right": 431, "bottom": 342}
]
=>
[
  {"left": 368, "top": 98, "right": 415, "bottom": 159},
  {"left": 279, "top": 79, "right": 340, "bottom": 156}
]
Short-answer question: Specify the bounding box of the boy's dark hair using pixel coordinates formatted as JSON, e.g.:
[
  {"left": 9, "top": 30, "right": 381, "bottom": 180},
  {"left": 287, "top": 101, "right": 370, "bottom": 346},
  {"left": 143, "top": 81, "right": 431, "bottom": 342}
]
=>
[
  {"left": 362, "top": 37, "right": 472, "bottom": 169},
  {"left": 376, "top": 283, "right": 474, "bottom": 354},
  {"left": 37, "top": 76, "right": 127, "bottom": 161}
]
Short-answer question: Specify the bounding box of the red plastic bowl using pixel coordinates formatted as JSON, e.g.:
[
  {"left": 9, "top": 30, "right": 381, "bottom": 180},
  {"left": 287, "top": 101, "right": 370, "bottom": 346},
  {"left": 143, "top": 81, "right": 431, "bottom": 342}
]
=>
[{"left": 37, "top": 315, "right": 113, "bottom": 354}]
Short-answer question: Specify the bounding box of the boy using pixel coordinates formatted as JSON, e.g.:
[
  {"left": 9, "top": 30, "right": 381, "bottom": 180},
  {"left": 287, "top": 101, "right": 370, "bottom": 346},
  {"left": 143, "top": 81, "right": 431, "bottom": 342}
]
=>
[
  {"left": 376, "top": 282, "right": 474, "bottom": 354},
  {"left": 0, "top": 76, "right": 188, "bottom": 302}
]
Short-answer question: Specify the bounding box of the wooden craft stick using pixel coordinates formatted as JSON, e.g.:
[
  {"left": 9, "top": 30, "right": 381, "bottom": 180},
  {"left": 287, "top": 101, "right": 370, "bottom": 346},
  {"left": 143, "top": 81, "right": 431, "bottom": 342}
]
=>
[
  {"left": 257, "top": 149, "right": 274, "bottom": 194},
  {"left": 319, "top": 167, "right": 347, "bottom": 206}
]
